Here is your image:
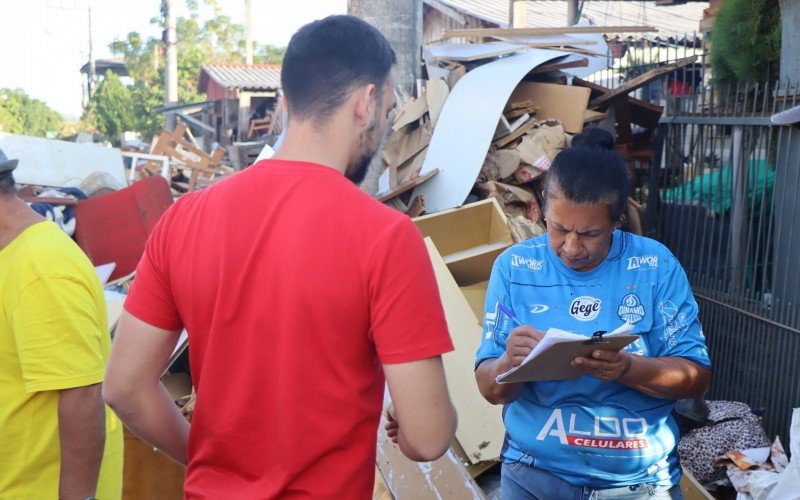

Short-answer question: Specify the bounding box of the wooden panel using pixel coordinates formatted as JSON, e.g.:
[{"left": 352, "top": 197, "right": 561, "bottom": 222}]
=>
[
  {"left": 122, "top": 427, "right": 184, "bottom": 499},
  {"left": 424, "top": 238, "right": 505, "bottom": 463},
  {"left": 74, "top": 176, "right": 173, "bottom": 281}
]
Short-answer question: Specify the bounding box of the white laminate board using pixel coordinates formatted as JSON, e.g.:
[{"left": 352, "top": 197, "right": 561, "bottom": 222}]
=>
[{"left": 412, "top": 49, "right": 568, "bottom": 213}]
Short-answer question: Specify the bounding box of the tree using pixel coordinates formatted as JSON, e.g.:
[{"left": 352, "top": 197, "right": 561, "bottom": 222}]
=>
[
  {"left": 711, "top": 0, "right": 781, "bottom": 84},
  {"left": 0, "top": 88, "right": 63, "bottom": 137},
  {"left": 85, "top": 71, "right": 135, "bottom": 145},
  {"left": 106, "top": 1, "right": 287, "bottom": 139}
]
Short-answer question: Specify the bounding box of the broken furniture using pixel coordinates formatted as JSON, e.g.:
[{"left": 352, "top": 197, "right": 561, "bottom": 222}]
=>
[
  {"left": 74, "top": 175, "right": 173, "bottom": 282},
  {"left": 141, "top": 124, "right": 231, "bottom": 193}
]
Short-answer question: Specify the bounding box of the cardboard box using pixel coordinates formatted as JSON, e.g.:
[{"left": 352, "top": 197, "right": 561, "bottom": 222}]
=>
[
  {"left": 413, "top": 198, "right": 512, "bottom": 286},
  {"left": 509, "top": 82, "right": 591, "bottom": 133}
]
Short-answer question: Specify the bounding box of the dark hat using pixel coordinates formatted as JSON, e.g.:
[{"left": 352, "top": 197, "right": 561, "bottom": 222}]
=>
[{"left": 0, "top": 148, "right": 18, "bottom": 174}]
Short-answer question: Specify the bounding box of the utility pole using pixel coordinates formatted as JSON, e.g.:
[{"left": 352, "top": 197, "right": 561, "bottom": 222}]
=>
[
  {"left": 347, "top": 0, "right": 422, "bottom": 99},
  {"left": 245, "top": 0, "right": 253, "bottom": 65},
  {"left": 567, "top": 0, "right": 579, "bottom": 26},
  {"left": 164, "top": 0, "right": 179, "bottom": 131},
  {"left": 87, "top": 6, "right": 96, "bottom": 99},
  {"left": 348, "top": 0, "right": 423, "bottom": 194}
]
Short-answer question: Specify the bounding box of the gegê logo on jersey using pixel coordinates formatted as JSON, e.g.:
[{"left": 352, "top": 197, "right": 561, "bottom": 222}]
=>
[
  {"left": 569, "top": 296, "right": 601, "bottom": 321},
  {"left": 537, "top": 409, "right": 649, "bottom": 450}
]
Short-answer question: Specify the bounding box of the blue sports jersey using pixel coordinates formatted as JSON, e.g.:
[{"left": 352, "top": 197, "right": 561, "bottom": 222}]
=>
[{"left": 476, "top": 230, "right": 711, "bottom": 489}]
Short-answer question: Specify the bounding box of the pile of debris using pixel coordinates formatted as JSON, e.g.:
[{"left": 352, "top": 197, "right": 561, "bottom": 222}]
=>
[{"left": 132, "top": 124, "right": 232, "bottom": 194}]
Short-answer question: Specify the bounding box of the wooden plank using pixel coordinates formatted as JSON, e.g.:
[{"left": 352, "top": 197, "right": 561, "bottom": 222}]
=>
[
  {"left": 572, "top": 77, "right": 663, "bottom": 128},
  {"left": 20, "top": 196, "right": 78, "bottom": 206},
  {"left": 530, "top": 57, "right": 589, "bottom": 74},
  {"left": 443, "top": 25, "right": 658, "bottom": 40},
  {"left": 493, "top": 119, "right": 537, "bottom": 148},
  {"left": 589, "top": 56, "right": 698, "bottom": 109},
  {"left": 427, "top": 42, "right": 525, "bottom": 62},
  {"left": 421, "top": 238, "right": 505, "bottom": 463},
  {"left": 377, "top": 168, "right": 439, "bottom": 203},
  {"left": 375, "top": 390, "right": 485, "bottom": 499}
]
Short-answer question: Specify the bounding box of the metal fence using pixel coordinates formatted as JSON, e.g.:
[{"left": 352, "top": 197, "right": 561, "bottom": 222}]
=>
[{"left": 641, "top": 59, "right": 800, "bottom": 440}]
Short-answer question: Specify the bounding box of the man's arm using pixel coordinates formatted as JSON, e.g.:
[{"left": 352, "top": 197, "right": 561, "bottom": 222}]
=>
[
  {"left": 103, "top": 311, "right": 189, "bottom": 466},
  {"left": 58, "top": 383, "right": 105, "bottom": 499},
  {"left": 383, "top": 356, "right": 457, "bottom": 462}
]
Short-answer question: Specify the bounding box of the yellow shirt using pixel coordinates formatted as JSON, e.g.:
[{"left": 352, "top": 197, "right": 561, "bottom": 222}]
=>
[{"left": 0, "top": 221, "right": 123, "bottom": 499}]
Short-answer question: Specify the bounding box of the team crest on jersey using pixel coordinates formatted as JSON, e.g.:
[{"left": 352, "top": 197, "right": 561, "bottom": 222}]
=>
[
  {"left": 617, "top": 294, "right": 645, "bottom": 324},
  {"left": 569, "top": 296, "right": 601, "bottom": 321}
]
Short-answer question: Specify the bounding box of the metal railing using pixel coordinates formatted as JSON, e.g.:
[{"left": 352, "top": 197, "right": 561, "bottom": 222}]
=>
[{"left": 646, "top": 68, "right": 800, "bottom": 440}]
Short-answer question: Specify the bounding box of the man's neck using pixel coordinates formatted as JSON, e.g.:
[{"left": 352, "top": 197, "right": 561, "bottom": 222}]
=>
[
  {"left": 0, "top": 195, "right": 44, "bottom": 251},
  {"left": 270, "top": 119, "right": 351, "bottom": 175}
]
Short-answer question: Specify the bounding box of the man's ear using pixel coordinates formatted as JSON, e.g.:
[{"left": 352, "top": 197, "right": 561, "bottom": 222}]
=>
[{"left": 354, "top": 84, "right": 377, "bottom": 127}]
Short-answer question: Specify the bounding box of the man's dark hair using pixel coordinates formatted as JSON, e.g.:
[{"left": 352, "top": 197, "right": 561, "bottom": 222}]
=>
[
  {"left": 544, "top": 130, "right": 629, "bottom": 222},
  {"left": 281, "top": 15, "right": 396, "bottom": 123},
  {"left": 0, "top": 171, "right": 16, "bottom": 195}
]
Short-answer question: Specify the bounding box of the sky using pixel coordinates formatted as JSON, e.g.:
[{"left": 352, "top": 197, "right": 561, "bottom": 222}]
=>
[{"left": 0, "top": 0, "right": 347, "bottom": 119}]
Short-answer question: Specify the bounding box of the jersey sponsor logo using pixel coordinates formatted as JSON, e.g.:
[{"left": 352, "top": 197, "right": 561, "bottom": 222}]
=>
[
  {"left": 510, "top": 254, "right": 543, "bottom": 271},
  {"left": 536, "top": 409, "right": 649, "bottom": 449},
  {"left": 569, "top": 296, "right": 601, "bottom": 321},
  {"left": 617, "top": 293, "right": 645, "bottom": 324},
  {"left": 530, "top": 304, "right": 549, "bottom": 314},
  {"left": 484, "top": 302, "right": 499, "bottom": 339},
  {"left": 627, "top": 255, "right": 659, "bottom": 270}
]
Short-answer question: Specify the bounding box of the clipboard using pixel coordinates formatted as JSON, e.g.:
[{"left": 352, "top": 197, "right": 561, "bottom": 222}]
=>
[{"left": 496, "top": 331, "right": 639, "bottom": 383}]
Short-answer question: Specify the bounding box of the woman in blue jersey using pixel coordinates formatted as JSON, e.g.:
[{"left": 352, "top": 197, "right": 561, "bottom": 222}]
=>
[{"left": 475, "top": 129, "right": 711, "bottom": 499}]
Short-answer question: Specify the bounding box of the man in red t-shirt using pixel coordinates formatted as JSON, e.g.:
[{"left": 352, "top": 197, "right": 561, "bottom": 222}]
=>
[{"left": 104, "top": 15, "right": 457, "bottom": 499}]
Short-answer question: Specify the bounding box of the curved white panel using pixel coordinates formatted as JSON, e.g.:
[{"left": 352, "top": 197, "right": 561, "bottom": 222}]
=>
[{"left": 412, "top": 50, "right": 569, "bottom": 213}]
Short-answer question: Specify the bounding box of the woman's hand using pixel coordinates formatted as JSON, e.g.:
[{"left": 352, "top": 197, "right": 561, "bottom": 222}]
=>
[
  {"left": 504, "top": 325, "right": 545, "bottom": 367},
  {"left": 571, "top": 349, "right": 634, "bottom": 381}
]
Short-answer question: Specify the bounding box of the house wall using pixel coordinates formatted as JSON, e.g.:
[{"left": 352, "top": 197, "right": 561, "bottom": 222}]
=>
[{"left": 423, "top": 6, "right": 497, "bottom": 45}]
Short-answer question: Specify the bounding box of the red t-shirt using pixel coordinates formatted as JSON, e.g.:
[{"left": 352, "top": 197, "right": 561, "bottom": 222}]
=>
[{"left": 125, "top": 160, "right": 453, "bottom": 499}]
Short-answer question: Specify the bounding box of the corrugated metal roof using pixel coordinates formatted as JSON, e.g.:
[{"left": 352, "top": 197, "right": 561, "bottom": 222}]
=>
[
  {"left": 200, "top": 64, "right": 282, "bottom": 91},
  {"left": 428, "top": 0, "right": 708, "bottom": 39}
]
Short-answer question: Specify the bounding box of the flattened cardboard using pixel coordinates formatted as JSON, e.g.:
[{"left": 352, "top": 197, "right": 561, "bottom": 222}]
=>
[
  {"left": 423, "top": 238, "right": 505, "bottom": 463},
  {"left": 509, "top": 82, "right": 591, "bottom": 134}
]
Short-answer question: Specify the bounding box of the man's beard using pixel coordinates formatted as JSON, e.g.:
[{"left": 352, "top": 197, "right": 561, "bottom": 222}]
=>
[
  {"left": 345, "top": 97, "right": 383, "bottom": 184},
  {"left": 345, "top": 150, "right": 373, "bottom": 184}
]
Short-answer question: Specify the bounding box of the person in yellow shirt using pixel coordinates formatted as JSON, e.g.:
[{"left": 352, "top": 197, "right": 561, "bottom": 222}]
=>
[{"left": 0, "top": 149, "right": 123, "bottom": 499}]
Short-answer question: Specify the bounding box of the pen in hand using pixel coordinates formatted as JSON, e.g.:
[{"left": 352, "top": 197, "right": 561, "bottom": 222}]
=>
[{"left": 497, "top": 303, "right": 523, "bottom": 328}]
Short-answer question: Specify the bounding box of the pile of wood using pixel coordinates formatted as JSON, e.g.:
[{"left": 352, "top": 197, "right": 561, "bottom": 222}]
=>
[{"left": 139, "top": 123, "right": 233, "bottom": 194}]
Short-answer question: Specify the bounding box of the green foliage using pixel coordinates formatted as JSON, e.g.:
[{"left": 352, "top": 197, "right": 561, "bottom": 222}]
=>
[
  {"left": 106, "top": 0, "right": 285, "bottom": 139},
  {"left": 0, "top": 88, "right": 63, "bottom": 137},
  {"left": 254, "top": 43, "right": 286, "bottom": 65},
  {"left": 711, "top": 0, "right": 781, "bottom": 84},
  {"left": 84, "top": 71, "right": 135, "bottom": 145}
]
